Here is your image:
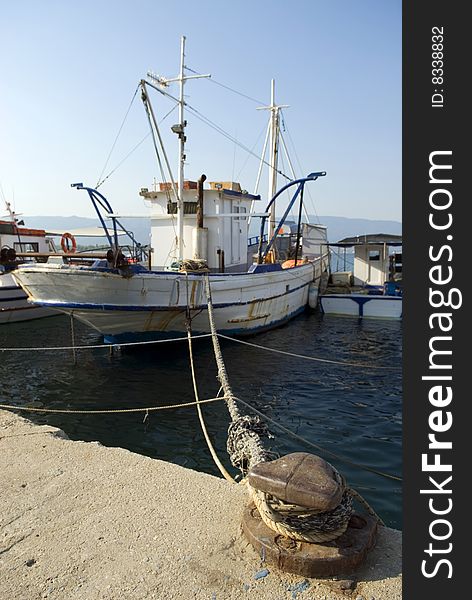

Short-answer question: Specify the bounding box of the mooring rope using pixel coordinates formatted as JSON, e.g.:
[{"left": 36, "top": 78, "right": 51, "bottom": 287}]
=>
[
  {"left": 252, "top": 485, "right": 355, "bottom": 543},
  {"left": 0, "top": 396, "right": 226, "bottom": 415},
  {"left": 70, "top": 313, "right": 77, "bottom": 365},
  {"left": 218, "top": 334, "right": 401, "bottom": 370},
  {"left": 186, "top": 319, "right": 235, "bottom": 483},
  {"left": 1, "top": 332, "right": 400, "bottom": 371},
  {"left": 203, "top": 274, "right": 271, "bottom": 470},
  {"left": 348, "top": 487, "right": 385, "bottom": 525},
  {"left": 0, "top": 333, "right": 212, "bottom": 352},
  {"left": 234, "top": 395, "right": 402, "bottom": 483},
  {"left": 1, "top": 278, "right": 392, "bottom": 534},
  {"left": 203, "top": 274, "right": 358, "bottom": 542}
]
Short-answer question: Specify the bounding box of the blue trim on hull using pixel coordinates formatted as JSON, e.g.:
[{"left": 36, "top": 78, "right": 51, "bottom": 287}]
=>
[
  {"left": 319, "top": 294, "right": 402, "bottom": 318},
  {"left": 34, "top": 280, "right": 311, "bottom": 312},
  {"left": 102, "top": 305, "right": 307, "bottom": 345}
]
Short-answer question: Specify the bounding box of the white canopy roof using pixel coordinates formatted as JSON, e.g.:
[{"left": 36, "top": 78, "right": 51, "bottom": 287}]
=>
[{"left": 46, "top": 227, "right": 128, "bottom": 238}]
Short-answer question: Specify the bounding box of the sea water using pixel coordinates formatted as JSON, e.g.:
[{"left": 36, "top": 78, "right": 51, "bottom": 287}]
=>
[{"left": 0, "top": 310, "right": 402, "bottom": 528}]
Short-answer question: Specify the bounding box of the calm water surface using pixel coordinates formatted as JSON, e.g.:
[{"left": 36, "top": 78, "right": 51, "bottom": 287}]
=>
[{"left": 0, "top": 311, "right": 402, "bottom": 528}]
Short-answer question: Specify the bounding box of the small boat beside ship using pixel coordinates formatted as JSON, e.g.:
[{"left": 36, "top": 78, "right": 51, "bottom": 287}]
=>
[
  {"left": 13, "top": 38, "right": 330, "bottom": 343},
  {"left": 319, "top": 234, "right": 402, "bottom": 319},
  {"left": 0, "top": 204, "right": 58, "bottom": 324}
]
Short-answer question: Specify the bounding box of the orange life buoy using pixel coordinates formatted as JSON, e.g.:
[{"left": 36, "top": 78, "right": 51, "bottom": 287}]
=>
[{"left": 61, "top": 232, "right": 77, "bottom": 254}]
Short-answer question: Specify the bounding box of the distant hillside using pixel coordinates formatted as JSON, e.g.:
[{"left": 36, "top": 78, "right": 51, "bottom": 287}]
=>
[
  {"left": 23, "top": 216, "right": 150, "bottom": 247},
  {"left": 24, "top": 214, "right": 401, "bottom": 246},
  {"left": 308, "top": 215, "right": 402, "bottom": 243}
]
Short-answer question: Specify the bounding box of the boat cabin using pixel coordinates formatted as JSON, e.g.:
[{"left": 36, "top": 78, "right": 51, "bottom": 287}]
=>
[
  {"left": 140, "top": 180, "right": 260, "bottom": 271},
  {"left": 0, "top": 220, "right": 56, "bottom": 266},
  {"left": 330, "top": 233, "right": 402, "bottom": 289}
]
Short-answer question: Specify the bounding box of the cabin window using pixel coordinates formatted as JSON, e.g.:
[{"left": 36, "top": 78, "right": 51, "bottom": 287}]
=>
[
  {"left": 167, "top": 202, "right": 198, "bottom": 215},
  {"left": 232, "top": 204, "right": 247, "bottom": 221},
  {"left": 14, "top": 242, "right": 39, "bottom": 253},
  {"left": 368, "top": 250, "right": 380, "bottom": 261},
  {"left": 238, "top": 207, "right": 247, "bottom": 221}
]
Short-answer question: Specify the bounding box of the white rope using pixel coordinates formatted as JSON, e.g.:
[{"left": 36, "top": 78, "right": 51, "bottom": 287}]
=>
[
  {"left": 233, "top": 395, "right": 402, "bottom": 482},
  {"left": 204, "top": 274, "right": 268, "bottom": 469},
  {"left": 0, "top": 333, "right": 212, "bottom": 352},
  {"left": 0, "top": 395, "right": 227, "bottom": 415},
  {"left": 217, "top": 334, "right": 401, "bottom": 370},
  {"left": 184, "top": 270, "right": 235, "bottom": 483},
  {"left": 186, "top": 323, "right": 235, "bottom": 483},
  {"left": 1, "top": 331, "right": 399, "bottom": 371}
]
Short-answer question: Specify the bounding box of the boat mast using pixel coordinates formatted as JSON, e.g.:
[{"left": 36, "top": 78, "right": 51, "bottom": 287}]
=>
[
  {"left": 176, "top": 36, "right": 186, "bottom": 262},
  {"left": 257, "top": 81, "right": 288, "bottom": 241},
  {"left": 147, "top": 37, "right": 210, "bottom": 263},
  {"left": 3, "top": 200, "right": 23, "bottom": 246},
  {"left": 268, "top": 79, "right": 279, "bottom": 240},
  {"left": 167, "top": 36, "right": 210, "bottom": 262}
]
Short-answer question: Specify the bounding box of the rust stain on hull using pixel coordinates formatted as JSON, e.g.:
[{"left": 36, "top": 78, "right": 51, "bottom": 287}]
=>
[
  {"left": 227, "top": 313, "right": 270, "bottom": 323},
  {"left": 142, "top": 309, "right": 186, "bottom": 332},
  {"left": 189, "top": 281, "right": 196, "bottom": 307}
]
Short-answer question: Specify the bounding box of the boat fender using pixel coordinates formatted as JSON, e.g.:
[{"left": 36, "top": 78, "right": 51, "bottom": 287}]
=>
[
  {"left": 308, "top": 282, "right": 320, "bottom": 309},
  {"left": 106, "top": 248, "right": 128, "bottom": 269},
  {"left": 61, "top": 232, "right": 77, "bottom": 254},
  {"left": 1, "top": 246, "right": 17, "bottom": 263}
]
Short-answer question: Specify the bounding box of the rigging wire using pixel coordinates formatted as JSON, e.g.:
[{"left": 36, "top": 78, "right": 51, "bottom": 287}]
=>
[
  {"left": 0, "top": 182, "right": 7, "bottom": 205},
  {"left": 96, "top": 104, "right": 178, "bottom": 189},
  {"left": 184, "top": 103, "right": 292, "bottom": 182},
  {"left": 278, "top": 147, "right": 296, "bottom": 225},
  {"left": 281, "top": 109, "right": 321, "bottom": 223},
  {"left": 185, "top": 66, "right": 265, "bottom": 105},
  {"left": 96, "top": 132, "right": 150, "bottom": 189},
  {"left": 96, "top": 85, "right": 140, "bottom": 188},
  {"left": 125, "top": 73, "right": 291, "bottom": 183},
  {"left": 235, "top": 123, "right": 267, "bottom": 182}
]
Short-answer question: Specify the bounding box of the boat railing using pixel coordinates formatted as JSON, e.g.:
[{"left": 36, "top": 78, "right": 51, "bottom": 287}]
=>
[
  {"left": 71, "top": 183, "right": 148, "bottom": 264},
  {"left": 248, "top": 234, "right": 268, "bottom": 247},
  {"left": 257, "top": 172, "right": 326, "bottom": 264}
]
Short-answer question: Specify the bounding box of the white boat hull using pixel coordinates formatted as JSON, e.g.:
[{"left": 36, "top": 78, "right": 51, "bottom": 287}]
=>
[
  {"left": 0, "top": 271, "right": 58, "bottom": 324},
  {"left": 319, "top": 293, "right": 402, "bottom": 319},
  {"left": 14, "top": 258, "right": 327, "bottom": 342}
]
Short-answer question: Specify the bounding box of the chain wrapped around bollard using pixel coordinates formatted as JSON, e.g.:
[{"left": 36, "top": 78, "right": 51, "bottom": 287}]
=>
[{"left": 248, "top": 453, "right": 354, "bottom": 543}]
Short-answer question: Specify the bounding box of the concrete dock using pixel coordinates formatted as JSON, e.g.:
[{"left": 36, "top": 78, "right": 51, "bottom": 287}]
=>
[{"left": 0, "top": 409, "right": 402, "bottom": 599}]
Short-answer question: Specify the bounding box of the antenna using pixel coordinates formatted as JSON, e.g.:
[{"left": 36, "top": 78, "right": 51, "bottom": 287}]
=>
[{"left": 146, "top": 36, "right": 211, "bottom": 262}]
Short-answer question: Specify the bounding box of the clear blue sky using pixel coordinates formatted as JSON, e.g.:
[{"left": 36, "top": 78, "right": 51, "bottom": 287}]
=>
[{"left": 1, "top": 0, "right": 401, "bottom": 221}]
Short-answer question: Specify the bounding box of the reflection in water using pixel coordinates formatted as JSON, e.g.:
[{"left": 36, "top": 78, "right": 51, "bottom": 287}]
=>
[{"left": 0, "top": 311, "right": 402, "bottom": 528}]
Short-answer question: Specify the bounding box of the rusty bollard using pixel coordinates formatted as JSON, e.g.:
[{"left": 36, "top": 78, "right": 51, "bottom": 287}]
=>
[{"left": 242, "top": 452, "right": 378, "bottom": 577}]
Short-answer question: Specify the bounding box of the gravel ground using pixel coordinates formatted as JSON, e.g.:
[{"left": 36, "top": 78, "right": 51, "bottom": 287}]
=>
[{"left": 0, "top": 410, "right": 402, "bottom": 599}]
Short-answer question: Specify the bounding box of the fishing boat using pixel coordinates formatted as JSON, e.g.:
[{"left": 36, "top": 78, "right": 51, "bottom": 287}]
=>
[
  {"left": 319, "top": 234, "right": 402, "bottom": 319},
  {"left": 14, "top": 37, "right": 330, "bottom": 343},
  {"left": 0, "top": 203, "right": 59, "bottom": 324}
]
